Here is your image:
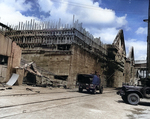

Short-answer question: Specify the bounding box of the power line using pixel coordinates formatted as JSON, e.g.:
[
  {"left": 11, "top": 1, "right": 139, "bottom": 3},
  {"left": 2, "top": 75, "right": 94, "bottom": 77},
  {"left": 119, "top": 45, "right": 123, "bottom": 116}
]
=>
[
  {"left": 50, "top": 0, "right": 148, "bottom": 14},
  {"left": 51, "top": 0, "right": 104, "bottom": 11}
]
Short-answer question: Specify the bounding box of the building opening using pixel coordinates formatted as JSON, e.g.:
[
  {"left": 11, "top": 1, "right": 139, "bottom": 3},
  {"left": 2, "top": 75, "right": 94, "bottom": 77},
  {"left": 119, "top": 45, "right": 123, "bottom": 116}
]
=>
[
  {"left": 0, "top": 55, "right": 8, "bottom": 65},
  {"left": 57, "top": 45, "right": 71, "bottom": 50},
  {"left": 23, "top": 72, "right": 36, "bottom": 85},
  {"left": 54, "top": 75, "right": 68, "bottom": 81},
  {"left": 0, "top": 55, "right": 8, "bottom": 82}
]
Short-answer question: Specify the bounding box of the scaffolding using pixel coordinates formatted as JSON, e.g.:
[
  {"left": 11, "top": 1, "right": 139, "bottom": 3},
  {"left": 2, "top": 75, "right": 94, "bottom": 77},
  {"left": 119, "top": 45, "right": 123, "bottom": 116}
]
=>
[{"left": 2, "top": 17, "right": 107, "bottom": 59}]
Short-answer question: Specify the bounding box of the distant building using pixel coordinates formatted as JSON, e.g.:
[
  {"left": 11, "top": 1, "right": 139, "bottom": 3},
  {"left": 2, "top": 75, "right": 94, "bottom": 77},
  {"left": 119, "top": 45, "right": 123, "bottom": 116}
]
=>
[{"left": 134, "top": 60, "right": 147, "bottom": 85}]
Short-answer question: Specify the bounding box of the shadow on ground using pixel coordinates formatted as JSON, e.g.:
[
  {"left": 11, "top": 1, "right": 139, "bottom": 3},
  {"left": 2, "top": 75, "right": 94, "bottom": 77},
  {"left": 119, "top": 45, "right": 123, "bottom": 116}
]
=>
[{"left": 139, "top": 101, "right": 150, "bottom": 106}]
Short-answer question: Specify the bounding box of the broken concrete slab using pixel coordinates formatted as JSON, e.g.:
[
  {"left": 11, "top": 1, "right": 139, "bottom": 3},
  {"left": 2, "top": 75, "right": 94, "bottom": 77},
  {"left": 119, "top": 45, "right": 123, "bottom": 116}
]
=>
[{"left": 6, "top": 73, "right": 19, "bottom": 86}]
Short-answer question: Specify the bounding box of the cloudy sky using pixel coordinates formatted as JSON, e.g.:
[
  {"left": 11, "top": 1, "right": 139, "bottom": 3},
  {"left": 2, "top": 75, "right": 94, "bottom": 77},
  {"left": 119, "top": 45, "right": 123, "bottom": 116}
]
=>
[{"left": 0, "top": 0, "right": 148, "bottom": 60}]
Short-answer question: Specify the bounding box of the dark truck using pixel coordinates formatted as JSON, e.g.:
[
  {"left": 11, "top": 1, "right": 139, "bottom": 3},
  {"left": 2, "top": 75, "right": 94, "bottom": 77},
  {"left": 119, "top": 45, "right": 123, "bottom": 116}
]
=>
[
  {"left": 76, "top": 74, "right": 103, "bottom": 94},
  {"left": 117, "top": 85, "right": 150, "bottom": 105}
]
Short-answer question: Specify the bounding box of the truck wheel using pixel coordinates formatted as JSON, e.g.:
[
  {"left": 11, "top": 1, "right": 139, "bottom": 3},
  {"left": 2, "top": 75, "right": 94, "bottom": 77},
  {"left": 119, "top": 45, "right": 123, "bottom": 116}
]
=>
[
  {"left": 121, "top": 95, "right": 128, "bottom": 103},
  {"left": 92, "top": 89, "right": 96, "bottom": 94},
  {"left": 79, "top": 88, "right": 83, "bottom": 92},
  {"left": 143, "top": 87, "right": 150, "bottom": 98},
  {"left": 87, "top": 89, "right": 90, "bottom": 93},
  {"left": 127, "top": 93, "right": 140, "bottom": 105},
  {"left": 99, "top": 87, "right": 103, "bottom": 94}
]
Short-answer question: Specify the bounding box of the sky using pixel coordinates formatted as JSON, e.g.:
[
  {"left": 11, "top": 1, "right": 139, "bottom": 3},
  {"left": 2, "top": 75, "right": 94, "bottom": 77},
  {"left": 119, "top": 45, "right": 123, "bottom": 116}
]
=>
[{"left": 0, "top": 0, "right": 149, "bottom": 60}]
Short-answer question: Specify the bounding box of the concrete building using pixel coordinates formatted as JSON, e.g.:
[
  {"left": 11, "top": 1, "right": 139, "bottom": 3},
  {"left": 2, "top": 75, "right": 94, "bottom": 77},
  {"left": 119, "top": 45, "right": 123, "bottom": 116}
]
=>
[
  {"left": 5, "top": 19, "right": 107, "bottom": 88},
  {"left": 0, "top": 23, "right": 22, "bottom": 85},
  {"left": 125, "top": 46, "right": 136, "bottom": 85},
  {"left": 105, "top": 30, "right": 127, "bottom": 87},
  {"left": 2, "top": 18, "right": 136, "bottom": 88}
]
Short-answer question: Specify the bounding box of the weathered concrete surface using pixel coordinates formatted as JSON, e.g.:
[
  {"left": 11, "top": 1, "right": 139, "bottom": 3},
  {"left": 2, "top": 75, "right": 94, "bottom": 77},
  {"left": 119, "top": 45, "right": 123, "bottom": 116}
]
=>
[
  {"left": 0, "top": 86, "right": 150, "bottom": 119},
  {"left": 22, "top": 44, "right": 106, "bottom": 88},
  {"left": 4, "top": 41, "right": 22, "bottom": 83},
  {"left": 0, "top": 33, "right": 11, "bottom": 56},
  {"left": 107, "top": 30, "right": 126, "bottom": 87},
  {"left": 11, "top": 42, "right": 22, "bottom": 68},
  {"left": 0, "top": 33, "right": 22, "bottom": 84}
]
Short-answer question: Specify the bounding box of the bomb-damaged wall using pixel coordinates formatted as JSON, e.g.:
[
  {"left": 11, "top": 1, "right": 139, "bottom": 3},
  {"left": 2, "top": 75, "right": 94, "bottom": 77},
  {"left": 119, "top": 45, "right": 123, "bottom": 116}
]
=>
[
  {"left": 0, "top": 33, "right": 22, "bottom": 84},
  {"left": 21, "top": 47, "right": 71, "bottom": 85},
  {"left": 21, "top": 44, "right": 106, "bottom": 88},
  {"left": 67, "top": 44, "right": 106, "bottom": 88}
]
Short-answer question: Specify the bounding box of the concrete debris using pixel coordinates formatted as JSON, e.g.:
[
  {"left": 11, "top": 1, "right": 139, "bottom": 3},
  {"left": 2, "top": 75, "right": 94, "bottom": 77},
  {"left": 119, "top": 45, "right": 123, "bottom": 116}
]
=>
[
  {"left": 26, "top": 88, "right": 40, "bottom": 93},
  {"left": 26, "top": 88, "right": 33, "bottom": 91},
  {"left": 6, "top": 73, "right": 19, "bottom": 86},
  {"left": 19, "top": 62, "right": 42, "bottom": 77},
  {"left": 0, "top": 82, "right": 5, "bottom": 87},
  {"left": 0, "top": 87, "right": 12, "bottom": 91},
  {"left": 23, "top": 110, "right": 27, "bottom": 113},
  {"left": 20, "top": 61, "right": 53, "bottom": 86},
  {"left": 6, "top": 87, "right": 12, "bottom": 90}
]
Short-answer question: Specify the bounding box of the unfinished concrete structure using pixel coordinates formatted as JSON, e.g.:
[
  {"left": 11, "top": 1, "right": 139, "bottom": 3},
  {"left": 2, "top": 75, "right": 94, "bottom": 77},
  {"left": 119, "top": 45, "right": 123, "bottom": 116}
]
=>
[
  {"left": 0, "top": 23, "right": 22, "bottom": 85},
  {"left": 2, "top": 18, "right": 136, "bottom": 88},
  {"left": 4, "top": 19, "right": 107, "bottom": 88}
]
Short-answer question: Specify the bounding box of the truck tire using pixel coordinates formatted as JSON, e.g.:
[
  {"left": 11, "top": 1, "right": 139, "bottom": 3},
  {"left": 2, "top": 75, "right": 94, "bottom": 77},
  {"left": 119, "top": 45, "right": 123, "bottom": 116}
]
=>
[
  {"left": 99, "top": 87, "right": 103, "bottom": 94},
  {"left": 122, "top": 95, "right": 128, "bottom": 103},
  {"left": 143, "top": 87, "right": 150, "bottom": 98},
  {"left": 87, "top": 89, "right": 90, "bottom": 93},
  {"left": 79, "top": 87, "right": 83, "bottom": 92},
  {"left": 127, "top": 93, "right": 140, "bottom": 105},
  {"left": 92, "top": 89, "right": 96, "bottom": 94}
]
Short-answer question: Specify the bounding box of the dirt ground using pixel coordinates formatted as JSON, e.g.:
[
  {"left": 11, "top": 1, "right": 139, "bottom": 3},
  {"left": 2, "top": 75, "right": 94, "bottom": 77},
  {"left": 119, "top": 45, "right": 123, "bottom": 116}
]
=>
[{"left": 0, "top": 85, "right": 150, "bottom": 119}]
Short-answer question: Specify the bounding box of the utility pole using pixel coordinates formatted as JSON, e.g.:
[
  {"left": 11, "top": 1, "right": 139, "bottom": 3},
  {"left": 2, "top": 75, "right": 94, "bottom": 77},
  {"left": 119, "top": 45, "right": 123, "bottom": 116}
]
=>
[
  {"left": 147, "top": 0, "right": 150, "bottom": 79},
  {"left": 144, "top": 0, "right": 150, "bottom": 79}
]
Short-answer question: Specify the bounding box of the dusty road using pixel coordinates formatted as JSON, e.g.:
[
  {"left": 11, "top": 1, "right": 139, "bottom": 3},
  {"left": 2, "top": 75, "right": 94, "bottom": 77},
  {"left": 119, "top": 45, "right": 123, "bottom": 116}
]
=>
[{"left": 0, "top": 85, "right": 150, "bottom": 119}]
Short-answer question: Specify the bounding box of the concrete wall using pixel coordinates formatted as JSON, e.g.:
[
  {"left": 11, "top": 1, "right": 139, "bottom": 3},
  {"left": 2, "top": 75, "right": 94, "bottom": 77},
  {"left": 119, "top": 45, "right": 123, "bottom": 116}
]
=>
[
  {"left": 22, "top": 52, "right": 71, "bottom": 76},
  {"left": 22, "top": 44, "right": 106, "bottom": 88},
  {"left": 0, "top": 33, "right": 11, "bottom": 56},
  {"left": 113, "top": 54, "right": 126, "bottom": 87},
  {"left": 11, "top": 42, "right": 22, "bottom": 68},
  {"left": 0, "top": 65, "right": 7, "bottom": 82},
  {"left": 0, "top": 33, "right": 22, "bottom": 84},
  {"left": 5, "top": 42, "right": 22, "bottom": 83},
  {"left": 124, "top": 60, "right": 136, "bottom": 85},
  {"left": 113, "top": 70, "right": 125, "bottom": 87},
  {"left": 22, "top": 48, "right": 72, "bottom": 85},
  {"left": 67, "top": 45, "right": 105, "bottom": 88},
  {"left": 0, "top": 33, "right": 12, "bottom": 82},
  {"left": 124, "top": 61, "right": 131, "bottom": 83}
]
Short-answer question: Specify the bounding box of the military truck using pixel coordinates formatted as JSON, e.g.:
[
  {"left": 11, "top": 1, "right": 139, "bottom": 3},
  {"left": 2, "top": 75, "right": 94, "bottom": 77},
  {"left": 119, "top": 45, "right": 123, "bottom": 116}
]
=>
[
  {"left": 117, "top": 85, "right": 150, "bottom": 105},
  {"left": 76, "top": 74, "right": 103, "bottom": 94}
]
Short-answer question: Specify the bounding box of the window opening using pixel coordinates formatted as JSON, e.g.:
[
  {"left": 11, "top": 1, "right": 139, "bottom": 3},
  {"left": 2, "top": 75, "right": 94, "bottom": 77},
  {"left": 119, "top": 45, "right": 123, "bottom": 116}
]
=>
[{"left": 0, "top": 55, "right": 8, "bottom": 65}]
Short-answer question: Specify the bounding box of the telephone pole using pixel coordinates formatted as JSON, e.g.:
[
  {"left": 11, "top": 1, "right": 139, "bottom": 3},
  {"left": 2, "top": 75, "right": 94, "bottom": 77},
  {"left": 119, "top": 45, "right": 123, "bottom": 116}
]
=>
[
  {"left": 144, "top": 0, "right": 150, "bottom": 78},
  {"left": 147, "top": 0, "right": 150, "bottom": 78}
]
